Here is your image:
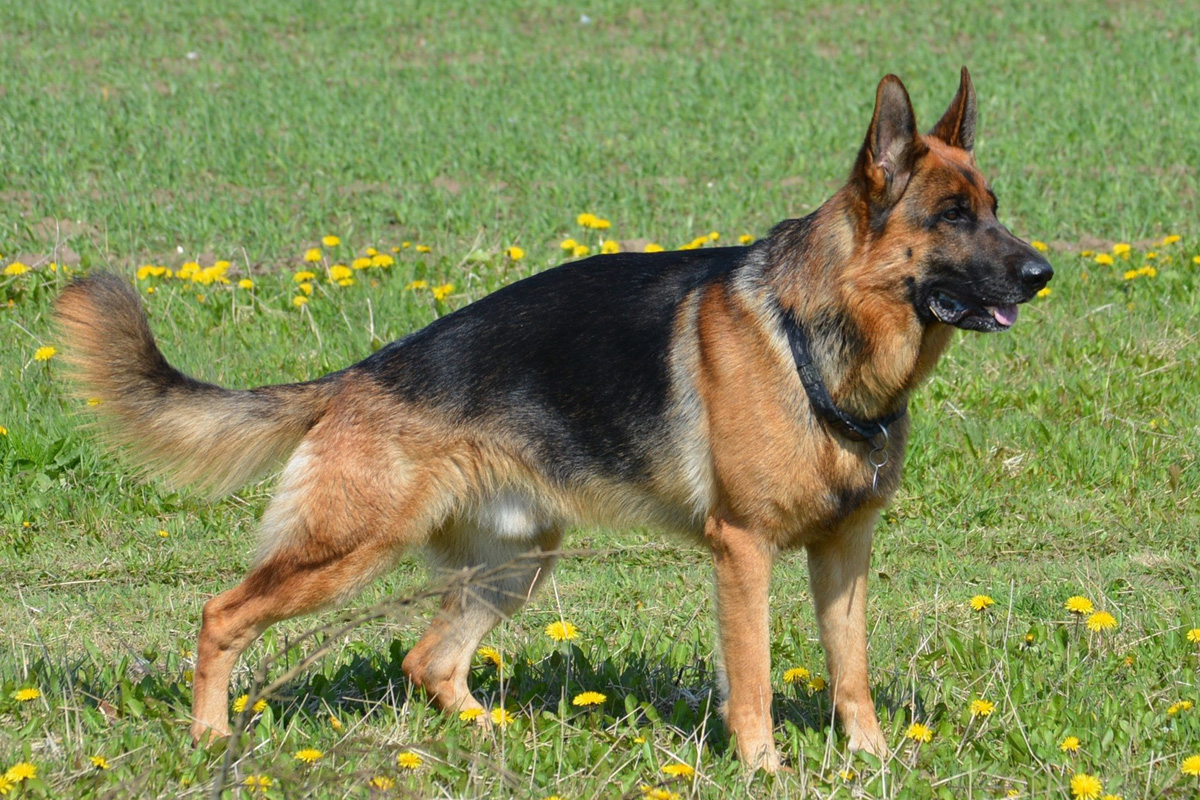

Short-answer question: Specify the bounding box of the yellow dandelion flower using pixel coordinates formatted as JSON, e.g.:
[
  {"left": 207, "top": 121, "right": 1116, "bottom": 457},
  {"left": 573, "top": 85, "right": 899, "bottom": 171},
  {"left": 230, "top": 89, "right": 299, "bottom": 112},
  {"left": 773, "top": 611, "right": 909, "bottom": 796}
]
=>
[
  {"left": 600, "top": 239, "right": 620, "bottom": 254},
  {"left": 545, "top": 620, "right": 579, "bottom": 641},
  {"left": 232, "top": 694, "right": 249, "bottom": 713},
  {"left": 238, "top": 278, "right": 254, "bottom": 289},
  {"left": 572, "top": 244, "right": 590, "bottom": 257},
  {"left": 476, "top": 646, "right": 503, "bottom": 668},
  {"left": 1182, "top": 754, "right": 1200, "bottom": 776},
  {"left": 329, "top": 715, "right": 343, "bottom": 730},
  {"left": 1060, "top": 735, "right": 1081, "bottom": 752},
  {"left": 661, "top": 763, "right": 695, "bottom": 778},
  {"left": 0, "top": 425, "right": 7, "bottom": 436},
  {"left": 329, "top": 264, "right": 353, "bottom": 282},
  {"left": 490, "top": 707, "right": 514, "bottom": 727},
  {"left": 89, "top": 755, "right": 109, "bottom": 770},
  {"left": 1167, "top": 700, "right": 1194, "bottom": 715},
  {"left": 292, "top": 295, "right": 308, "bottom": 307},
  {"left": 1146, "top": 251, "right": 1157, "bottom": 259},
  {"left": 1112, "top": 242, "right": 1130, "bottom": 257},
  {"left": 34, "top": 346, "right": 56, "bottom": 361},
  {"left": 738, "top": 234, "right": 754, "bottom": 244},
  {"left": 1079, "top": 250, "right": 1095, "bottom": 257},
  {"left": 560, "top": 238, "right": 579, "bottom": 250},
  {"left": 322, "top": 235, "right": 341, "bottom": 247},
  {"left": 504, "top": 246, "right": 525, "bottom": 261},
  {"left": 298, "top": 282, "right": 314, "bottom": 296},
  {"left": 402, "top": 241, "right": 411, "bottom": 249},
  {"left": 366, "top": 247, "right": 378, "bottom": 256},
  {"left": 838, "top": 768, "right": 856, "bottom": 780},
  {"left": 431, "top": 283, "right": 454, "bottom": 301},
  {"left": 304, "top": 248, "right": 322, "bottom": 262},
  {"left": 243, "top": 774, "right": 273, "bottom": 791},
  {"left": 707, "top": 231, "right": 720, "bottom": 242},
  {"left": 370, "top": 254, "right": 395, "bottom": 268},
  {"left": 396, "top": 751, "right": 423, "bottom": 770},
  {"left": 4, "top": 262, "right": 30, "bottom": 276},
  {"left": 593, "top": 218, "right": 611, "bottom": 230},
  {"left": 0, "top": 776, "right": 13, "bottom": 795},
  {"left": 1065, "top": 596, "right": 1094, "bottom": 615},
  {"left": 5, "top": 763, "right": 36, "bottom": 783},
  {"left": 640, "top": 786, "right": 680, "bottom": 800},
  {"left": 905, "top": 722, "right": 933, "bottom": 742},
  {"left": 369, "top": 776, "right": 395, "bottom": 790},
  {"left": 1070, "top": 773, "right": 1103, "bottom": 799},
  {"left": 337, "top": 278, "right": 354, "bottom": 287},
  {"left": 576, "top": 212, "right": 598, "bottom": 227},
  {"left": 459, "top": 707, "right": 484, "bottom": 722},
  {"left": 1086, "top": 611, "right": 1117, "bottom": 632},
  {"left": 644, "top": 243, "right": 664, "bottom": 253},
  {"left": 970, "top": 595, "right": 996, "bottom": 612},
  {"left": 1037, "top": 286, "right": 1052, "bottom": 298},
  {"left": 1161, "top": 235, "right": 1180, "bottom": 245},
  {"left": 415, "top": 244, "right": 432, "bottom": 253},
  {"left": 1031, "top": 240, "right": 1048, "bottom": 252},
  {"left": 572, "top": 691, "right": 606, "bottom": 707},
  {"left": 808, "top": 676, "right": 826, "bottom": 691},
  {"left": 783, "top": 667, "right": 810, "bottom": 684},
  {"left": 970, "top": 698, "right": 995, "bottom": 717},
  {"left": 1100, "top": 794, "right": 1122, "bottom": 800},
  {"left": 293, "top": 270, "right": 317, "bottom": 283},
  {"left": 1193, "top": 255, "right": 1200, "bottom": 265},
  {"left": 406, "top": 280, "right": 428, "bottom": 291},
  {"left": 1093, "top": 253, "right": 1114, "bottom": 266},
  {"left": 158, "top": 529, "right": 168, "bottom": 538},
  {"left": 12, "top": 687, "right": 41, "bottom": 702},
  {"left": 352, "top": 257, "right": 372, "bottom": 270},
  {"left": 293, "top": 748, "right": 323, "bottom": 764},
  {"left": 253, "top": 698, "right": 267, "bottom": 713}
]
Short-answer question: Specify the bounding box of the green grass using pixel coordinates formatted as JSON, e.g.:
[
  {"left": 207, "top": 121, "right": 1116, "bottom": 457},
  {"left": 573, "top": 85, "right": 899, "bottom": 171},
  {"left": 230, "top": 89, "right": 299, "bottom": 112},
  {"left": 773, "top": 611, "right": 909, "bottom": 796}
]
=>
[{"left": 2, "top": 1, "right": 1200, "bottom": 797}]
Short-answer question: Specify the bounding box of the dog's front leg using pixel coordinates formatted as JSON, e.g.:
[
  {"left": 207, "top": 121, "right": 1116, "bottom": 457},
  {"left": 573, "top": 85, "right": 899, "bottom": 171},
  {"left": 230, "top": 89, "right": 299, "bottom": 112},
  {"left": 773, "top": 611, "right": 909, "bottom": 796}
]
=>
[
  {"left": 806, "top": 506, "right": 888, "bottom": 757},
  {"left": 706, "top": 513, "right": 781, "bottom": 772}
]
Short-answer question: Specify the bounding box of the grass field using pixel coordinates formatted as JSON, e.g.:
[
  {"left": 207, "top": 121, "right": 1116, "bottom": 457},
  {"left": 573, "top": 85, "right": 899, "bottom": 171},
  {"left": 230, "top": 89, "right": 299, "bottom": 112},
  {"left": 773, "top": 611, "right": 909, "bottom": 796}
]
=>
[{"left": 2, "top": 1, "right": 1200, "bottom": 797}]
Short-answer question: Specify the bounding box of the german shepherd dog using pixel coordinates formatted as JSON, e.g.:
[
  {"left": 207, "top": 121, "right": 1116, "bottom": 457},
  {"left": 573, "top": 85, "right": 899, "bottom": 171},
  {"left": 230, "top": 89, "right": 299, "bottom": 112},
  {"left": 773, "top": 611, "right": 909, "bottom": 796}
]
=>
[{"left": 57, "top": 68, "right": 1050, "bottom": 770}]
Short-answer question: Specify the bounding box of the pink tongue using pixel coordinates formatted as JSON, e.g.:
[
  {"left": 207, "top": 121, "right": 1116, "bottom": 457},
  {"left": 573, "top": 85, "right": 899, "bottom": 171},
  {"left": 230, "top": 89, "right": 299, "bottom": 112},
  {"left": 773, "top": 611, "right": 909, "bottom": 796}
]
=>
[{"left": 988, "top": 304, "right": 1019, "bottom": 326}]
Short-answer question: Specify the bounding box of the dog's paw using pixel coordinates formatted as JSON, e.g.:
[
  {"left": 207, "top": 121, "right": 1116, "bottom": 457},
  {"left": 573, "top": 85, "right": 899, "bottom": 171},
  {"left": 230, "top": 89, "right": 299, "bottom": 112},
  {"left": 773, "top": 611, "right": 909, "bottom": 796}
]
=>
[
  {"left": 190, "top": 720, "right": 232, "bottom": 746},
  {"left": 847, "top": 725, "right": 888, "bottom": 759}
]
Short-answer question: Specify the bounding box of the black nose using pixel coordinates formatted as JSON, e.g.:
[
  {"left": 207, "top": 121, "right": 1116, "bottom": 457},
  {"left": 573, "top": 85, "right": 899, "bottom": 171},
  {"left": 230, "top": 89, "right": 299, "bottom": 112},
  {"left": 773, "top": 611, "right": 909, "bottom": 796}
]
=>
[{"left": 1019, "top": 256, "right": 1053, "bottom": 289}]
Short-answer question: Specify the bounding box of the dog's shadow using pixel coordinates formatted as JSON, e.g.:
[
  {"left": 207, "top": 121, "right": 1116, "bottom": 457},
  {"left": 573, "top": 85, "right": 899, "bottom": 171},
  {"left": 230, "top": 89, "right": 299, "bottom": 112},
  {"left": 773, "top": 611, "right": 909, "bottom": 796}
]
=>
[{"left": 258, "top": 639, "right": 878, "bottom": 757}]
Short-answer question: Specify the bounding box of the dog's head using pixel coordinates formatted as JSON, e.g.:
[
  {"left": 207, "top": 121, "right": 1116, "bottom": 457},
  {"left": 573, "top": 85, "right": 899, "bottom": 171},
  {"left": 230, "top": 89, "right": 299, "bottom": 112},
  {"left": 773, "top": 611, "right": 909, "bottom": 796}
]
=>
[{"left": 849, "top": 68, "right": 1051, "bottom": 332}]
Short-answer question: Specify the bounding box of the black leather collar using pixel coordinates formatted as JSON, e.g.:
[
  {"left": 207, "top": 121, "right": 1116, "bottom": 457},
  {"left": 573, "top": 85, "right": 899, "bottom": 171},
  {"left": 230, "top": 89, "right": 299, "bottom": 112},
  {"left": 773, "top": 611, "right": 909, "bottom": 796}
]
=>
[{"left": 778, "top": 307, "right": 907, "bottom": 442}]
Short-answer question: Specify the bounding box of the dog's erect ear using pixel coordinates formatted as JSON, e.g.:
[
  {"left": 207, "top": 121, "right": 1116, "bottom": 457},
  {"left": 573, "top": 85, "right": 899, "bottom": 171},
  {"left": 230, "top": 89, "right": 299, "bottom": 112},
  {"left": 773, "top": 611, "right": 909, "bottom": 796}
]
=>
[
  {"left": 929, "top": 66, "right": 977, "bottom": 152},
  {"left": 856, "top": 74, "right": 925, "bottom": 208}
]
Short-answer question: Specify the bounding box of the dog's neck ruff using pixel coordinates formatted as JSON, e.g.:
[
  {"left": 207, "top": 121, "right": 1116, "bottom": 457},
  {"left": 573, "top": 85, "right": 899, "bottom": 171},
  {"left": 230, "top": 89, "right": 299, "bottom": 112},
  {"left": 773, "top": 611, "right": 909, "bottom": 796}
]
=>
[{"left": 778, "top": 308, "right": 907, "bottom": 443}]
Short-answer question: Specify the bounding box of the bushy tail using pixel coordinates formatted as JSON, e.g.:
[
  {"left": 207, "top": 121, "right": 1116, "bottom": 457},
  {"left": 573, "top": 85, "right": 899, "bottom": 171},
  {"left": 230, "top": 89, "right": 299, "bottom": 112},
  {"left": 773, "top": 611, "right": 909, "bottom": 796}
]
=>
[{"left": 55, "top": 272, "right": 339, "bottom": 496}]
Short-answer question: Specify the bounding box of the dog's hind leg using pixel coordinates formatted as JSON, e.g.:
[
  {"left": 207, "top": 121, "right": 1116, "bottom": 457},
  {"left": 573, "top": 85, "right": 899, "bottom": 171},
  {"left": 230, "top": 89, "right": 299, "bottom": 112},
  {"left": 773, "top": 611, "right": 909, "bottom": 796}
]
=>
[
  {"left": 189, "top": 416, "right": 437, "bottom": 743},
  {"left": 402, "top": 524, "right": 562, "bottom": 714}
]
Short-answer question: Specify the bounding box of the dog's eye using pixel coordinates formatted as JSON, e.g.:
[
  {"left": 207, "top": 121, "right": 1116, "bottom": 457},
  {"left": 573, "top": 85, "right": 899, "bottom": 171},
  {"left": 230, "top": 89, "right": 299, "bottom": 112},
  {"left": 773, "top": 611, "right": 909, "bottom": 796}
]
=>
[{"left": 942, "top": 208, "right": 962, "bottom": 222}]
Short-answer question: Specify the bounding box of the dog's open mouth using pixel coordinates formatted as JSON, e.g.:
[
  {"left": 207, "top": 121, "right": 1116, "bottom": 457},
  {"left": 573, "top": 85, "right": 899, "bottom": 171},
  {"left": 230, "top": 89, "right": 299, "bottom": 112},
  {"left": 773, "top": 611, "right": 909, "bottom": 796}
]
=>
[{"left": 929, "top": 290, "right": 1019, "bottom": 332}]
